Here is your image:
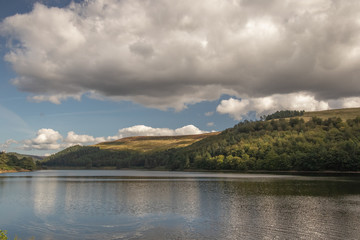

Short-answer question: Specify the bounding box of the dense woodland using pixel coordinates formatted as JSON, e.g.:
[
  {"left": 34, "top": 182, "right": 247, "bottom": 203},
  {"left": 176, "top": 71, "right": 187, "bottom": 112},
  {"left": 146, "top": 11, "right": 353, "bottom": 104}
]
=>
[
  {"left": 43, "top": 115, "right": 360, "bottom": 172},
  {"left": 263, "top": 110, "right": 305, "bottom": 120},
  {"left": 0, "top": 152, "right": 36, "bottom": 171}
]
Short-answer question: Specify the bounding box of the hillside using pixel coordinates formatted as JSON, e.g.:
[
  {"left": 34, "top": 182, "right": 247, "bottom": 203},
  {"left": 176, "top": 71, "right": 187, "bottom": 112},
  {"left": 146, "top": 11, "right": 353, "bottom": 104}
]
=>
[
  {"left": 7, "top": 152, "right": 45, "bottom": 161},
  {"left": 42, "top": 108, "right": 360, "bottom": 171},
  {"left": 265, "top": 108, "right": 360, "bottom": 121},
  {"left": 43, "top": 133, "right": 220, "bottom": 168},
  {"left": 94, "top": 133, "right": 219, "bottom": 152},
  {"left": 303, "top": 108, "right": 360, "bottom": 120},
  {"left": 0, "top": 152, "right": 36, "bottom": 172}
]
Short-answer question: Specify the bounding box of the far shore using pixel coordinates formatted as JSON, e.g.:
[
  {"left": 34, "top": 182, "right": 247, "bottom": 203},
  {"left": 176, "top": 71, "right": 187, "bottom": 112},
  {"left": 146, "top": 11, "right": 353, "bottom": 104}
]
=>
[
  {"left": 0, "top": 170, "right": 18, "bottom": 174},
  {"left": 2, "top": 167, "right": 360, "bottom": 177},
  {"left": 0, "top": 169, "right": 31, "bottom": 174},
  {"left": 33, "top": 167, "right": 360, "bottom": 176}
]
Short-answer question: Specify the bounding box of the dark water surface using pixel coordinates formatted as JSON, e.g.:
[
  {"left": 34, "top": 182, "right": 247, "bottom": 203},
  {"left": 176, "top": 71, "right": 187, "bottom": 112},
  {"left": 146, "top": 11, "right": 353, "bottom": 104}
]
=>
[{"left": 0, "top": 170, "right": 359, "bottom": 239}]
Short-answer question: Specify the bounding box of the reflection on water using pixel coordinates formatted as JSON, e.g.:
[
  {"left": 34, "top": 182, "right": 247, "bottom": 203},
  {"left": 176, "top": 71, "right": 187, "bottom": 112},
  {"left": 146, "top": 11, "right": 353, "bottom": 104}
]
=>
[{"left": 0, "top": 170, "right": 360, "bottom": 239}]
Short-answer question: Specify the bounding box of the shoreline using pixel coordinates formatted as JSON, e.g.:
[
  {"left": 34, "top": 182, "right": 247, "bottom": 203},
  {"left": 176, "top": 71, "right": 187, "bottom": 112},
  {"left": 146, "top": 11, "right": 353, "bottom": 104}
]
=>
[
  {"left": 2, "top": 167, "right": 360, "bottom": 176},
  {"left": 0, "top": 169, "right": 31, "bottom": 174},
  {"left": 0, "top": 170, "right": 18, "bottom": 174},
  {"left": 41, "top": 167, "right": 360, "bottom": 176}
]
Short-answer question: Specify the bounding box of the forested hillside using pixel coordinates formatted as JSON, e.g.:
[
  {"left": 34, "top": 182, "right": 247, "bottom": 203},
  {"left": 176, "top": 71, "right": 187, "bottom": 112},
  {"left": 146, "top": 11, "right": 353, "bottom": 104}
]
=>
[
  {"left": 167, "top": 116, "right": 360, "bottom": 171},
  {"left": 42, "top": 114, "right": 360, "bottom": 172},
  {"left": 0, "top": 152, "right": 36, "bottom": 172}
]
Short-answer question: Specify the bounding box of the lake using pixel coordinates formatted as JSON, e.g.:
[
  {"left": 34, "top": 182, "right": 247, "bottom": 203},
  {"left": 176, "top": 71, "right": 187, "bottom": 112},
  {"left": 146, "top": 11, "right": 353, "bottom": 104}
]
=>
[{"left": 0, "top": 170, "right": 359, "bottom": 239}]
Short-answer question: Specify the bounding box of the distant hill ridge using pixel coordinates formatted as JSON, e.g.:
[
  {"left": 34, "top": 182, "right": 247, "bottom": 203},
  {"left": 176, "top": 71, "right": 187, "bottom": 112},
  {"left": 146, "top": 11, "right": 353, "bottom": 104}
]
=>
[
  {"left": 265, "top": 107, "right": 360, "bottom": 121},
  {"left": 303, "top": 107, "right": 360, "bottom": 120},
  {"left": 94, "top": 132, "right": 220, "bottom": 152},
  {"left": 105, "top": 133, "right": 219, "bottom": 142}
]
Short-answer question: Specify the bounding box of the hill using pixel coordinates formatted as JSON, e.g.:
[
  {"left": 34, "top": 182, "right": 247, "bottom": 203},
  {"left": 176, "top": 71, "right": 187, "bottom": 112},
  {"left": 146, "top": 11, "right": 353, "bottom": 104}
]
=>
[
  {"left": 94, "top": 133, "right": 219, "bottom": 152},
  {"left": 43, "top": 133, "right": 220, "bottom": 168},
  {"left": 42, "top": 108, "right": 360, "bottom": 171},
  {"left": 265, "top": 108, "right": 360, "bottom": 121},
  {"left": 7, "top": 152, "right": 45, "bottom": 161},
  {"left": 303, "top": 108, "right": 360, "bottom": 120},
  {"left": 0, "top": 152, "right": 36, "bottom": 172}
]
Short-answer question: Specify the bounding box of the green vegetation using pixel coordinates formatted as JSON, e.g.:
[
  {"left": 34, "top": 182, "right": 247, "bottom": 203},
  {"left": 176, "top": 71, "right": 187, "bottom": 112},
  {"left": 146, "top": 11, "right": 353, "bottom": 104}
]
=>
[
  {"left": 43, "top": 145, "right": 140, "bottom": 168},
  {"left": 0, "top": 152, "right": 37, "bottom": 172},
  {"left": 169, "top": 116, "right": 360, "bottom": 171},
  {"left": 0, "top": 230, "right": 6, "bottom": 240},
  {"left": 303, "top": 108, "right": 360, "bottom": 121},
  {"left": 7, "top": 152, "right": 44, "bottom": 162},
  {"left": 0, "top": 230, "right": 34, "bottom": 240},
  {"left": 43, "top": 133, "right": 217, "bottom": 168},
  {"left": 263, "top": 110, "right": 305, "bottom": 120},
  {"left": 42, "top": 110, "right": 360, "bottom": 172},
  {"left": 95, "top": 133, "right": 219, "bottom": 152}
]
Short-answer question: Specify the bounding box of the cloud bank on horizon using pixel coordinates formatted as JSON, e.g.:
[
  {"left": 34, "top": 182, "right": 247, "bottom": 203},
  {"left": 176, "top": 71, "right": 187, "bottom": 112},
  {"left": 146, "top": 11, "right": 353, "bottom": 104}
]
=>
[
  {"left": 1, "top": 125, "right": 208, "bottom": 152},
  {"left": 1, "top": 0, "right": 360, "bottom": 119}
]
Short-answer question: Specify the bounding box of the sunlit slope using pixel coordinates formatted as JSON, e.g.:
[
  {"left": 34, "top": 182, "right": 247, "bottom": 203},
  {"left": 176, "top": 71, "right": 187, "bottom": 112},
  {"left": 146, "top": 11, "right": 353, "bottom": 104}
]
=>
[
  {"left": 94, "top": 132, "right": 220, "bottom": 153},
  {"left": 303, "top": 108, "right": 360, "bottom": 120}
]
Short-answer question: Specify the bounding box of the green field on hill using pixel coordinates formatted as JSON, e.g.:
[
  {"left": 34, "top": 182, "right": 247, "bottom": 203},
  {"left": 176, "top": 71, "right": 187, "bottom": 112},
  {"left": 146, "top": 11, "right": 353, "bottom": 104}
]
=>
[
  {"left": 94, "top": 133, "right": 219, "bottom": 152},
  {"left": 303, "top": 108, "right": 360, "bottom": 120}
]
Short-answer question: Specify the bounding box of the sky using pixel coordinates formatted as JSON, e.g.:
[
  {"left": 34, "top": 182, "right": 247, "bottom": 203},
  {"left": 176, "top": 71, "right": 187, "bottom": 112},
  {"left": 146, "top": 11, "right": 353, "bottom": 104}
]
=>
[{"left": 1, "top": 0, "right": 360, "bottom": 156}]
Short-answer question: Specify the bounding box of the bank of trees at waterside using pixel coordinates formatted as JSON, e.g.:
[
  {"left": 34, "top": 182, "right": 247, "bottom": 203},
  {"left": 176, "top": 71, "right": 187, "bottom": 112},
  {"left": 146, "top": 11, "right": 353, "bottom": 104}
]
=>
[
  {"left": 169, "top": 116, "right": 360, "bottom": 171},
  {"left": 42, "top": 116, "right": 360, "bottom": 172},
  {"left": 0, "top": 152, "right": 36, "bottom": 171}
]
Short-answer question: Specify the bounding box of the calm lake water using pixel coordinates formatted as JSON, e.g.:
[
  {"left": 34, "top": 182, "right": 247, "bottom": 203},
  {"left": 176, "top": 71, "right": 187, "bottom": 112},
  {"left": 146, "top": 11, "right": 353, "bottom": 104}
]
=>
[{"left": 0, "top": 170, "right": 360, "bottom": 240}]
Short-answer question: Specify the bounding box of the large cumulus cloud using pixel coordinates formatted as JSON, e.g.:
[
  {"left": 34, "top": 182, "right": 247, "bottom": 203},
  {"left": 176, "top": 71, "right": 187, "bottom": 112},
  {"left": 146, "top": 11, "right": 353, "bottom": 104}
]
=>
[
  {"left": 1, "top": 0, "right": 360, "bottom": 111},
  {"left": 23, "top": 128, "right": 63, "bottom": 150}
]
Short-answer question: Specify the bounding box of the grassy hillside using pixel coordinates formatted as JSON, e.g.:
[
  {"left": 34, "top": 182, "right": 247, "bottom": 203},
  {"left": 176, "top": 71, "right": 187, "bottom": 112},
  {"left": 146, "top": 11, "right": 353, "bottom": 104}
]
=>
[
  {"left": 94, "top": 133, "right": 219, "bottom": 152},
  {"left": 265, "top": 108, "right": 360, "bottom": 121},
  {"left": 303, "top": 108, "right": 360, "bottom": 120}
]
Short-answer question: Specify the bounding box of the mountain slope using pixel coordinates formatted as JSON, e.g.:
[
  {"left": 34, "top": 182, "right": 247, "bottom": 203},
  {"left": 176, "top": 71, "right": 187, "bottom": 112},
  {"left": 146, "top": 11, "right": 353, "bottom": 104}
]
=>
[
  {"left": 7, "top": 152, "right": 45, "bottom": 161},
  {"left": 43, "top": 133, "right": 220, "bottom": 168},
  {"left": 0, "top": 152, "right": 36, "bottom": 172},
  {"left": 303, "top": 108, "right": 360, "bottom": 120},
  {"left": 94, "top": 133, "right": 219, "bottom": 152}
]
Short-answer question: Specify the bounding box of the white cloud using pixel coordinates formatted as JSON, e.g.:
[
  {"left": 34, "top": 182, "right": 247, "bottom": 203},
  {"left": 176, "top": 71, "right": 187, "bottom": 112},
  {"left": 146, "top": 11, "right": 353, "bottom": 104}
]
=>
[
  {"left": 23, "top": 128, "right": 63, "bottom": 150},
  {"left": 64, "top": 131, "right": 96, "bottom": 144},
  {"left": 174, "top": 125, "right": 207, "bottom": 135},
  {"left": 205, "top": 112, "right": 214, "bottom": 117},
  {"left": 0, "top": 139, "right": 18, "bottom": 151},
  {"left": 217, "top": 92, "right": 331, "bottom": 120},
  {"left": 328, "top": 97, "right": 360, "bottom": 109},
  {"left": 30, "top": 94, "right": 82, "bottom": 104},
  {"left": 117, "top": 124, "right": 207, "bottom": 138},
  {"left": 2, "top": 0, "right": 360, "bottom": 109},
  {"left": 62, "top": 131, "right": 109, "bottom": 148},
  {"left": 118, "top": 125, "right": 174, "bottom": 138}
]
